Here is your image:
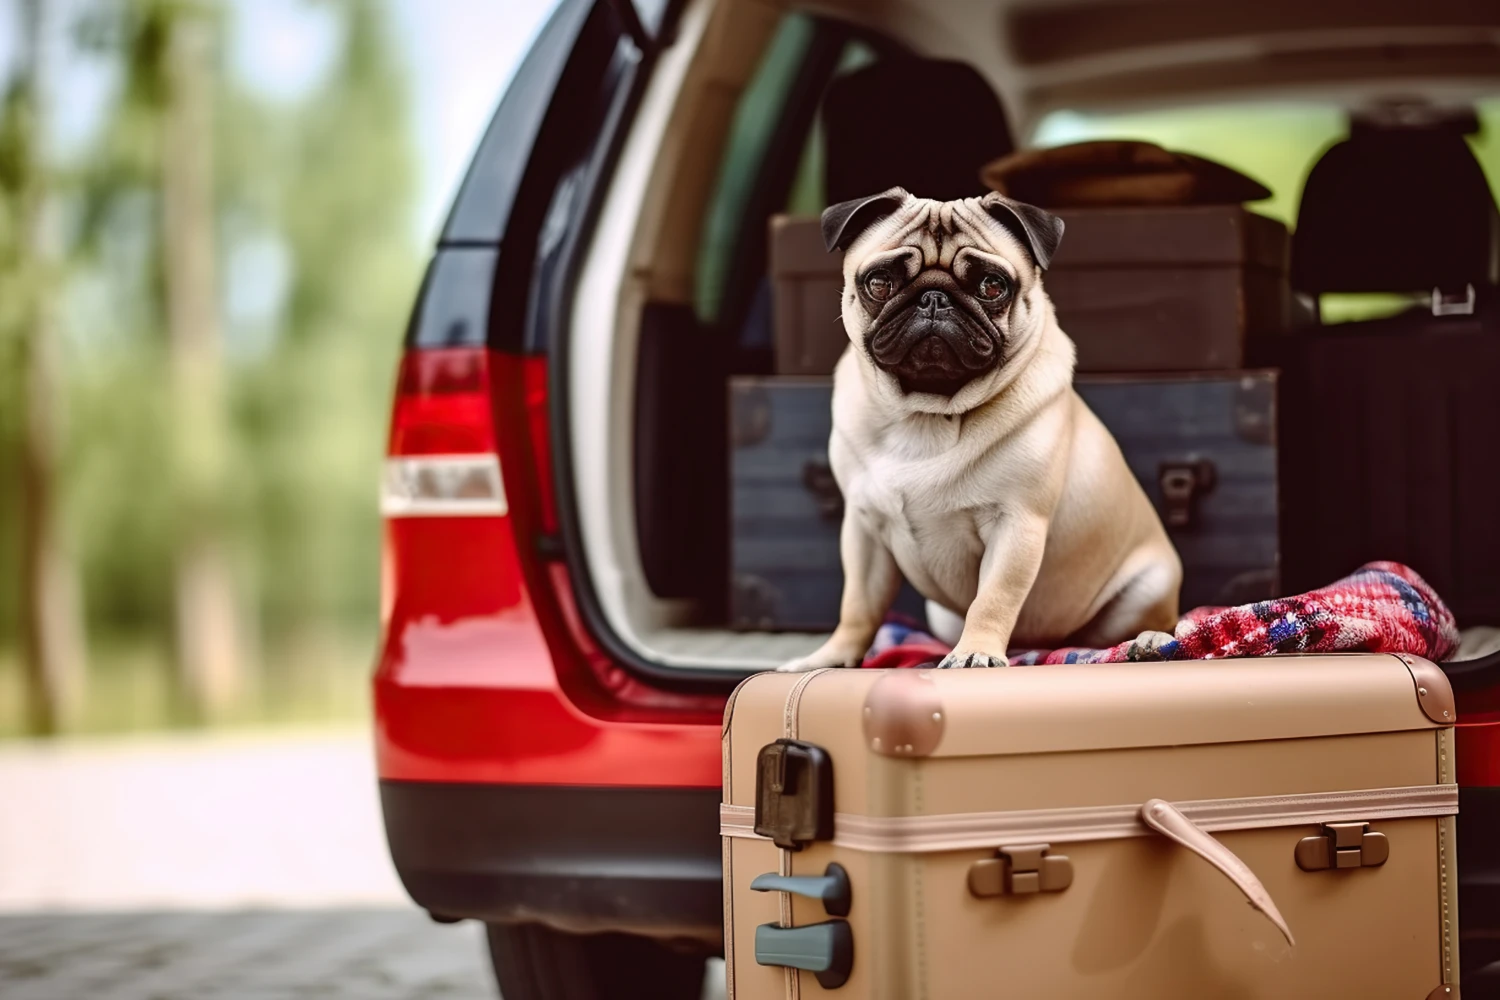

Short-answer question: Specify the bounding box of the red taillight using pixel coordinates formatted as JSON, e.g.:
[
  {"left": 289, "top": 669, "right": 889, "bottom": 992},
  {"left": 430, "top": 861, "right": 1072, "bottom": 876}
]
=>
[
  {"left": 382, "top": 347, "right": 555, "bottom": 526},
  {"left": 383, "top": 349, "right": 507, "bottom": 519},
  {"left": 388, "top": 348, "right": 497, "bottom": 456}
]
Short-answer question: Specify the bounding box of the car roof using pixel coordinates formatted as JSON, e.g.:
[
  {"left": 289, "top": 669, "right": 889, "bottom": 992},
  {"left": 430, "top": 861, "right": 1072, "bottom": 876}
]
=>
[{"left": 804, "top": 0, "right": 1500, "bottom": 130}]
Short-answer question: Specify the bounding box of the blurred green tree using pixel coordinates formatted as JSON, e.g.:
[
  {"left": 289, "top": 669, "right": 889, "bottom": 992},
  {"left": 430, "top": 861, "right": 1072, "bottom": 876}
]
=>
[
  {"left": 0, "top": 0, "right": 90, "bottom": 734},
  {"left": 233, "top": 0, "right": 415, "bottom": 655},
  {"left": 162, "top": 0, "right": 244, "bottom": 716},
  {"left": 0, "top": 0, "right": 418, "bottom": 733}
]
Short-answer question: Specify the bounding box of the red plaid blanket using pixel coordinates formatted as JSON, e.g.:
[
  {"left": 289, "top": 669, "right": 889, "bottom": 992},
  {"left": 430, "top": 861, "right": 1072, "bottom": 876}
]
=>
[{"left": 862, "top": 561, "right": 1460, "bottom": 669}]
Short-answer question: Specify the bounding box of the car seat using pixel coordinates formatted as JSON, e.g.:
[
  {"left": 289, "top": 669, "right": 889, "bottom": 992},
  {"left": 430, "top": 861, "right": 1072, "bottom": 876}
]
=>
[
  {"left": 821, "top": 57, "right": 1015, "bottom": 204},
  {"left": 1274, "top": 117, "right": 1500, "bottom": 626}
]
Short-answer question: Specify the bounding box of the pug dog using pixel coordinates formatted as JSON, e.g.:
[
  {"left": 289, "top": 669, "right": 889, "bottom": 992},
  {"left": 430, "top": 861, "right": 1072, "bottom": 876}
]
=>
[{"left": 780, "top": 188, "right": 1181, "bottom": 671}]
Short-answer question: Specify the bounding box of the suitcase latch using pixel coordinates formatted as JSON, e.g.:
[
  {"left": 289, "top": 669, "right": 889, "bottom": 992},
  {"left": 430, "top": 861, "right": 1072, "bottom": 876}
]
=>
[
  {"left": 1295, "top": 822, "right": 1390, "bottom": 871},
  {"left": 754, "top": 739, "right": 835, "bottom": 851},
  {"left": 968, "top": 843, "right": 1074, "bottom": 897},
  {"left": 1157, "top": 460, "right": 1216, "bottom": 529},
  {"left": 750, "top": 862, "right": 852, "bottom": 917},
  {"left": 754, "top": 920, "right": 854, "bottom": 990}
]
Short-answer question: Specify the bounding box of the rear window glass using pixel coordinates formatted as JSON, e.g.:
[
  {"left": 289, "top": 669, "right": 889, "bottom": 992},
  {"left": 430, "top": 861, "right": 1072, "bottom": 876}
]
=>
[
  {"left": 695, "top": 13, "right": 817, "bottom": 325},
  {"left": 1031, "top": 99, "right": 1500, "bottom": 322},
  {"left": 785, "top": 41, "right": 878, "bottom": 217},
  {"left": 1030, "top": 103, "right": 1346, "bottom": 225},
  {"left": 692, "top": 12, "right": 876, "bottom": 349}
]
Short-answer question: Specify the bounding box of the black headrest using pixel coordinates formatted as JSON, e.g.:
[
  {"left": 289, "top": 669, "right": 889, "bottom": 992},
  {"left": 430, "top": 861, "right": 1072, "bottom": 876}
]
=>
[
  {"left": 822, "top": 59, "right": 1014, "bottom": 206},
  {"left": 1291, "top": 126, "right": 1500, "bottom": 294}
]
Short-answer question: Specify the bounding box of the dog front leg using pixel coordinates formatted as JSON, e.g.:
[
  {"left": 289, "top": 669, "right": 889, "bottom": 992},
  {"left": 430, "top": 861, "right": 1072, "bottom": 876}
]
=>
[
  {"left": 937, "top": 512, "right": 1049, "bottom": 669},
  {"left": 778, "top": 514, "right": 900, "bottom": 672}
]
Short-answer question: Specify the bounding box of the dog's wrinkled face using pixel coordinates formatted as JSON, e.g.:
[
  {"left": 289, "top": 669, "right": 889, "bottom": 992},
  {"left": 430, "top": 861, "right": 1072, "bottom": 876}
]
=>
[{"left": 823, "top": 188, "right": 1064, "bottom": 411}]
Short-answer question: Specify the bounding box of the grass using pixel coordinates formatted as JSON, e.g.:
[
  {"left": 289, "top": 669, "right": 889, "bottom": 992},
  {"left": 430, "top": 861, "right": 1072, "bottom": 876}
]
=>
[{"left": 0, "top": 626, "right": 377, "bottom": 738}]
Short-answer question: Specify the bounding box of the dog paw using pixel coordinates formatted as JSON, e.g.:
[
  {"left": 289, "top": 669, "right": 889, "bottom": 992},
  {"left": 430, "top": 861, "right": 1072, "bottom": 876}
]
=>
[
  {"left": 1125, "top": 629, "right": 1176, "bottom": 661},
  {"left": 777, "top": 653, "right": 860, "bottom": 673},
  {"left": 935, "top": 651, "right": 1006, "bottom": 669}
]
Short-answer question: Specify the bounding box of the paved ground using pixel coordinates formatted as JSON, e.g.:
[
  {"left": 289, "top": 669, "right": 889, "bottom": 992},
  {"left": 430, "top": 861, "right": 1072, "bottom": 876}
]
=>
[
  {"left": 0, "top": 910, "right": 496, "bottom": 999},
  {"left": 0, "top": 912, "right": 729, "bottom": 999},
  {"left": 0, "top": 729, "right": 728, "bottom": 999}
]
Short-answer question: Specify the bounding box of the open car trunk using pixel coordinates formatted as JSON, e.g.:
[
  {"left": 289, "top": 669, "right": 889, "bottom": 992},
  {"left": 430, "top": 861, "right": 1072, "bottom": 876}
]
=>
[
  {"left": 547, "top": 2, "right": 1500, "bottom": 978},
  {"left": 569, "top": 0, "right": 1500, "bottom": 675}
]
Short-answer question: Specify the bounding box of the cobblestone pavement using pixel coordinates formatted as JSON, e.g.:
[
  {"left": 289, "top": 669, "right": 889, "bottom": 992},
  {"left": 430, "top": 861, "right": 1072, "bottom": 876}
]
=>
[
  {"left": 0, "top": 912, "right": 729, "bottom": 999},
  {"left": 0, "top": 910, "right": 495, "bottom": 999}
]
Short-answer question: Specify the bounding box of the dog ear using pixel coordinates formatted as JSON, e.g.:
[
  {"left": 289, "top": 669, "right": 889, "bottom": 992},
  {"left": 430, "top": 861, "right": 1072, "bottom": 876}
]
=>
[
  {"left": 821, "top": 187, "right": 909, "bottom": 253},
  {"left": 981, "top": 192, "right": 1065, "bottom": 271}
]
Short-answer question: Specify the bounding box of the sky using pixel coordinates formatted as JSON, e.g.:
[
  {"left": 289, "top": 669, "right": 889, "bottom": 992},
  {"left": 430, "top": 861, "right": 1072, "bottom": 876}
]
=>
[
  {"left": 239, "top": 0, "right": 561, "bottom": 243},
  {"left": 393, "top": 0, "right": 561, "bottom": 240},
  {"left": 0, "top": 0, "right": 562, "bottom": 247}
]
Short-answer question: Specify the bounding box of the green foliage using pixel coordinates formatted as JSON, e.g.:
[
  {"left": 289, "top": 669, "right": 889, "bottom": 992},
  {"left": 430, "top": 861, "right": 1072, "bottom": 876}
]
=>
[
  {"left": 0, "top": 16, "right": 37, "bottom": 651},
  {"left": 226, "top": 0, "right": 418, "bottom": 636}
]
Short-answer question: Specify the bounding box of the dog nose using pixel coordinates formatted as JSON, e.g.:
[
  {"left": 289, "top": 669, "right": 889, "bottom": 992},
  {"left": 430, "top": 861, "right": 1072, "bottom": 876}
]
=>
[{"left": 918, "top": 290, "right": 951, "bottom": 314}]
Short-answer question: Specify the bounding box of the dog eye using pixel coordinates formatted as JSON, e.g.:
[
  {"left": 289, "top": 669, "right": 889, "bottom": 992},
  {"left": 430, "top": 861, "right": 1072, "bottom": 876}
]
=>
[
  {"left": 977, "top": 273, "right": 1010, "bottom": 301},
  {"left": 863, "top": 270, "right": 896, "bottom": 302}
]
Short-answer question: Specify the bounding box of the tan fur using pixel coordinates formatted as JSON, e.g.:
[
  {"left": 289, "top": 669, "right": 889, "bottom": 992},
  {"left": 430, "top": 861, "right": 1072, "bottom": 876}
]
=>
[{"left": 781, "top": 192, "right": 1181, "bottom": 671}]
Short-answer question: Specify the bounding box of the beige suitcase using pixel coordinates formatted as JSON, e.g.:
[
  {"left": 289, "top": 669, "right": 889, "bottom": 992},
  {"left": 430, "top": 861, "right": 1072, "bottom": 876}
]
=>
[{"left": 721, "top": 657, "right": 1460, "bottom": 999}]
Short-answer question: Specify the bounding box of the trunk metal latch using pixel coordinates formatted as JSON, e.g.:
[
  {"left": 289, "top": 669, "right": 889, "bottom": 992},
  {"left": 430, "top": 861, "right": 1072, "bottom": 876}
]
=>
[
  {"left": 968, "top": 843, "right": 1074, "bottom": 897},
  {"left": 801, "top": 460, "right": 844, "bottom": 522},
  {"left": 1158, "top": 459, "right": 1217, "bottom": 529},
  {"left": 1295, "top": 821, "right": 1390, "bottom": 871}
]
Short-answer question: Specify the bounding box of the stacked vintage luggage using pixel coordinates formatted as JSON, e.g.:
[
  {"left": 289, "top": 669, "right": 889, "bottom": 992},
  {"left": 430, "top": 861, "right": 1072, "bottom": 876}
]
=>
[
  {"left": 722, "top": 71, "right": 1490, "bottom": 996},
  {"left": 731, "top": 144, "right": 1289, "bottom": 631}
]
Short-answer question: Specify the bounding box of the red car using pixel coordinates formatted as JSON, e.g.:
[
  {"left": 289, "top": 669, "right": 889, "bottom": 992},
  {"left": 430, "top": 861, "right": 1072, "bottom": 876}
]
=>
[{"left": 375, "top": 1, "right": 1500, "bottom": 996}]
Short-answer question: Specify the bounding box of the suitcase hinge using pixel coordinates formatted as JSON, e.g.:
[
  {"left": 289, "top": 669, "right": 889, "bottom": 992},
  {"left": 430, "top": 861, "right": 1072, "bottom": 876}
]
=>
[
  {"left": 968, "top": 843, "right": 1074, "bottom": 897},
  {"left": 1295, "top": 821, "right": 1390, "bottom": 871}
]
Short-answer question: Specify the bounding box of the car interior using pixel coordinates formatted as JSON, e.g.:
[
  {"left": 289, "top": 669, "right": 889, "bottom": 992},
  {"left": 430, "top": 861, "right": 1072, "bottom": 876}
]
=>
[{"left": 565, "top": 0, "right": 1500, "bottom": 672}]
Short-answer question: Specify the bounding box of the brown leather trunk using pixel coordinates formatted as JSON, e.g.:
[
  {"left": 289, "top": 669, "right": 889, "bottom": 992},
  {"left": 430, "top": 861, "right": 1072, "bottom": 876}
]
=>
[
  {"left": 722, "top": 658, "right": 1460, "bottom": 998},
  {"left": 769, "top": 215, "right": 850, "bottom": 377},
  {"left": 767, "top": 207, "right": 1300, "bottom": 376},
  {"left": 1043, "top": 205, "right": 1295, "bottom": 373}
]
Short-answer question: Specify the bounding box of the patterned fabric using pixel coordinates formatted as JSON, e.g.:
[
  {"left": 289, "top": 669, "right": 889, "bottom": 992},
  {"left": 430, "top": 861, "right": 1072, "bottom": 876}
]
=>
[{"left": 862, "top": 561, "right": 1460, "bottom": 669}]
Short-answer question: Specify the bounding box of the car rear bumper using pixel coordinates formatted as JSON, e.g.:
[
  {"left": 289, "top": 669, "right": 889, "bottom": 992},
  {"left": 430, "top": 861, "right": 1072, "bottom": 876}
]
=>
[{"left": 380, "top": 780, "right": 724, "bottom": 947}]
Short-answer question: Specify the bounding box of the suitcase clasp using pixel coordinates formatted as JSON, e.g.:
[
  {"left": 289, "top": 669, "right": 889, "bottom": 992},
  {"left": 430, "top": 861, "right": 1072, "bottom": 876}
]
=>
[
  {"left": 754, "top": 739, "right": 835, "bottom": 851},
  {"left": 1295, "top": 821, "right": 1390, "bottom": 871},
  {"left": 968, "top": 843, "right": 1074, "bottom": 897}
]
